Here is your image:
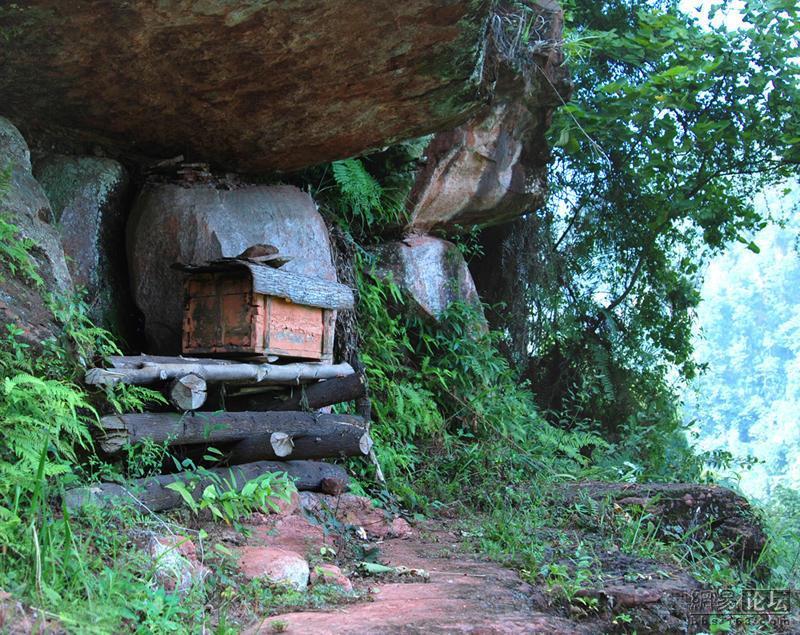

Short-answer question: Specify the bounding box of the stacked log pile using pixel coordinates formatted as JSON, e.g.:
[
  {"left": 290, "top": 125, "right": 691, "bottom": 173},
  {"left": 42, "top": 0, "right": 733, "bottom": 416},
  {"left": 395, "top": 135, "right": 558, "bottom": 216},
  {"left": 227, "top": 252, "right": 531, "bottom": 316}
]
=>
[{"left": 66, "top": 354, "right": 370, "bottom": 513}]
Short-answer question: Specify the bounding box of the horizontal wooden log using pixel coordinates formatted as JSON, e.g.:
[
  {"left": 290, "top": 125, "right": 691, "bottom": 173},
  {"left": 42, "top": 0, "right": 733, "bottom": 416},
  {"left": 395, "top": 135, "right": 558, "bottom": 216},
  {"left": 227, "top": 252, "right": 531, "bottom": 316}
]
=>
[
  {"left": 106, "top": 355, "right": 241, "bottom": 369},
  {"left": 85, "top": 361, "right": 354, "bottom": 387},
  {"left": 226, "top": 420, "right": 373, "bottom": 464},
  {"left": 96, "top": 410, "right": 369, "bottom": 457},
  {"left": 63, "top": 460, "right": 349, "bottom": 513},
  {"left": 227, "top": 373, "right": 367, "bottom": 412},
  {"left": 178, "top": 261, "right": 354, "bottom": 310}
]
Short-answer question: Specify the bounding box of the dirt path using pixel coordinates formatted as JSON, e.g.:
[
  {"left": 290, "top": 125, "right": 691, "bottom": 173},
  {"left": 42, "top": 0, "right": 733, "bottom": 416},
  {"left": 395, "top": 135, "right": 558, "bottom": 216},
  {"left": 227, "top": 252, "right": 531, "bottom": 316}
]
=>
[{"left": 247, "top": 526, "right": 586, "bottom": 634}]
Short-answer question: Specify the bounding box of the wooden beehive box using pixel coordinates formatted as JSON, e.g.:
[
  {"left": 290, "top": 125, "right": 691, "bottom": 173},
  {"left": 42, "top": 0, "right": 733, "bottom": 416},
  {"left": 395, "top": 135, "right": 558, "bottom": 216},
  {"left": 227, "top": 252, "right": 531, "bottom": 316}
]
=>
[{"left": 179, "top": 260, "right": 354, "bottom": 362}]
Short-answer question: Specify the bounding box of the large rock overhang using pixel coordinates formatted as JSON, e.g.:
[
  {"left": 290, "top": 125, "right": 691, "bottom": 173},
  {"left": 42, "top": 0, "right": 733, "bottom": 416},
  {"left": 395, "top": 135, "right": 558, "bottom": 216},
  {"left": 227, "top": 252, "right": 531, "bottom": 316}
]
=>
[{"left": 0, "top": 0, "right": 494, "bottom": 173}]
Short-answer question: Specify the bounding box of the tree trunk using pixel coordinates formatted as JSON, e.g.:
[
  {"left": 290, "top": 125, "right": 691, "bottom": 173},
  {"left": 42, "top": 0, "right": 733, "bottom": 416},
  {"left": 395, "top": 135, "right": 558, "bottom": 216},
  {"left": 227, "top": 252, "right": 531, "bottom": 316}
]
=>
[
  {"left": 97, "top": 410, "right": 370, "bottom": 459},
  {"left": 226, "top": 373, "right": 366, "bottom": 412},
  {"left": 63, "top": 460, "right": 349, "bottom": 513},
  {"left": 85, "top": 361, "right": 354, "bottom": 386}
]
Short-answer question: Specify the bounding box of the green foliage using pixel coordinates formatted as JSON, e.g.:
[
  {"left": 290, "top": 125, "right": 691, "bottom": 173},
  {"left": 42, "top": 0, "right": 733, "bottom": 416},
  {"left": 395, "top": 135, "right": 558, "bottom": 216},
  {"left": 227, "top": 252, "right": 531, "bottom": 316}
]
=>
[
  {"left": 165, "top": 455, "right": 295, "bottom": 525},
  {"left": 485, "top": 0, "right": 800, "bottom": 480},
  {"left": 299, "top": 140, "right": 428, "bottom": 241},
  {"left": 761, "top": 486, "right": 800, "bottom": 588},
  {"left": 331, "top": 159, "right": 386, "bottom": 230},
  {"left": 350, "top": 240, "right": 604, "bottom": 509}
]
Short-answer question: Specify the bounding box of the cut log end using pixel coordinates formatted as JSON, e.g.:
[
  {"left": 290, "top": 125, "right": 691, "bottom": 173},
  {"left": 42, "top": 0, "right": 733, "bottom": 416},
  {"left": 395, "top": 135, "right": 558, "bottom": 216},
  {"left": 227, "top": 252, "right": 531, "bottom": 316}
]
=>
[
  {"left": 359, "top": 432, "right": 374, "bottom": 456},
  {"left": 168, "top": 373, "right": 207, "bottom": 411},
  {"left": 270, "top": 431, "right": 295, "bottom": 457}
]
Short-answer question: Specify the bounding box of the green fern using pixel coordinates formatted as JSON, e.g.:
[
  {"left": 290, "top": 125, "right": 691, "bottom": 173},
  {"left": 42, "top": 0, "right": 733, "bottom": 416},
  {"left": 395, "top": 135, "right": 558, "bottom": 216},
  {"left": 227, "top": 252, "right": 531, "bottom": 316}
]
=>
[
  {"left": 0, "top": 372, "right": 94, "bottom": 481},
  {"left": 332, "top": 158, "right": 389, "bottom": 229}
]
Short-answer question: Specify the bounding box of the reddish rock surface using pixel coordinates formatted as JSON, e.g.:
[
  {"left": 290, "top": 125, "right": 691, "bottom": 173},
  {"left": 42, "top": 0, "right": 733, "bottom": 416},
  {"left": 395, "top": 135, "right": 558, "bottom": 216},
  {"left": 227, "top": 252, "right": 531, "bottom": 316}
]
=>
[
  {"left": 310, "top": 564, "right": 353, "bottom": 592},
  {"left": 247, "top": 514, "right": 332, "bottom": 557},
  {"left": 237, "top": 546, "right": 310, "bottom": 591},
  {"left": 249, "top": 526, "right": 588, "bottom": 635},
  {"left": 0, "top": 1, "right": 497, "bottom": 173},
  {"left": 300, "top": 492, "right": 414, "bottom": 539},
  {"left": 407, "top": 1, "right": 572, "bottom": 231}
]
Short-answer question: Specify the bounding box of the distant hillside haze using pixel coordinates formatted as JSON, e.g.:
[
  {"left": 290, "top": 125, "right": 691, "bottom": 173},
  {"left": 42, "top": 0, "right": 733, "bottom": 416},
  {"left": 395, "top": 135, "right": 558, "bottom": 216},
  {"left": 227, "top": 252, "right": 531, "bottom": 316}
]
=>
[{"left": 686, "top": 185, "right": 800, "bottom": 499}]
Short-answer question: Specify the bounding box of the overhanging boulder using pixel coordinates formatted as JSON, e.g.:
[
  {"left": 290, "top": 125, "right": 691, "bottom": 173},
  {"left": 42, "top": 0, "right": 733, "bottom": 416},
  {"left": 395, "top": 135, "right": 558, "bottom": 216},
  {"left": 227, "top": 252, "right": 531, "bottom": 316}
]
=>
[
  {"left": 0, "top": 0, "right": 496, "bottom": 173},
  {"left": 407, "top": 0, "right": 571, "bottom": 231}
]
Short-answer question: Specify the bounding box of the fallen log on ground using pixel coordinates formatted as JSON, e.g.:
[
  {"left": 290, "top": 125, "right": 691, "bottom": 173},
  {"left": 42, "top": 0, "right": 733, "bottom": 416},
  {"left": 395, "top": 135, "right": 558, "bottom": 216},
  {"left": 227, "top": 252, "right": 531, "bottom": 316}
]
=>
[
  {"left": 226, "top": 373, "right": 366, "bottom": 412},
  {"left": 97, "top": 410, "right": 370, "bottom": 458},
  {"left": 63, "top": 460, "right": 349, "bottom": 513},
  {"left": 85, "top": 361, "right": 354, "bottom": 387}
]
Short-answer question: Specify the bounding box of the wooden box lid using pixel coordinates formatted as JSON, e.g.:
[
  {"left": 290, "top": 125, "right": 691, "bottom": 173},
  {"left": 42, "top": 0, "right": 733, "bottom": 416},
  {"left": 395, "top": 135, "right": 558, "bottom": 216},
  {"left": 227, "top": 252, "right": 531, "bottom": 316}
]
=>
[{"left": 175, "top": 259, "right": 354, "bottom": 311}]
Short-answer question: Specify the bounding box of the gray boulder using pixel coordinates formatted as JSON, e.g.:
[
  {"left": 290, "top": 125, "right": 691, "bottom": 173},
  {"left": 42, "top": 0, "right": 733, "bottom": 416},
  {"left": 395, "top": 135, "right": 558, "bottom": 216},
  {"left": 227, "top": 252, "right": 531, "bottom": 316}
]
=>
[
  {"left": 373, "top": 235, "right": 483, "bottom": 321},
  {"left": 0, "top": 117, "right": 72, "bottom": 345},
  {"left": 127, "top": 183, "right": 336, "bottom": 353},
  {"left": 35, "top": 155, "right": 131, "bottom": 332}
]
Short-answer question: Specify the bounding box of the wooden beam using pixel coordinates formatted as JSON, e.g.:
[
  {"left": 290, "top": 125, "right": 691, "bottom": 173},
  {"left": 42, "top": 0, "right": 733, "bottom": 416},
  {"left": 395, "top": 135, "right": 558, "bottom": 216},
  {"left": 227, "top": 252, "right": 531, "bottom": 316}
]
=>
[
  {"left": 106, "top": 355, "right": 241, "bottom": 369},
  {"left": 176, "top": 261, "right": 354, "bottom": 310},
  {"left": 246, "top": 263, "right": 354, "bottom": 310},
  {"left": 226, "top": 423, "right": 373, "bottom": 464},
  {"left": 226, "top": 373, "right": 366, "bottom": 412},
  {"left": 96, "top": 410, "right": 369, "bottom": 457},
  {"left": 85, "top": 361, "right": 354, "bottom": 387},
  {"left": 167, "top": 373, "right": 207, "bottom": 411}
]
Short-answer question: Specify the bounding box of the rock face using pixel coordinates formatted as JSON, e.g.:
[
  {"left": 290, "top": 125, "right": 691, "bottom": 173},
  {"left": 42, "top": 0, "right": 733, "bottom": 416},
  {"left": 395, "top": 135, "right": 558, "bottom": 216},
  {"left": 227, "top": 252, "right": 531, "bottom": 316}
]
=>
[
  {"left": 407, "top": 1, "right": 571, "bottom": 231},
  {"left": 300, "top": 492, "right": 414, "bottom": 540},
  {"left": 310, "top": 564, "right": 353, "bottom": 592},
  {"left": 237, "top": 546, "right": 310, "bottom": 591},
  {"left": 147, "top": 535, "right": 209, "bottom": 593},
  {"left": 373, "top": 235, "right": 482, "bottom": 321},
  {"left": 127, "top": 183, "right": 336, "bottom": 353},
  {"left": 0, "top": 117, "right": 72, "bottom": 345},
  {"left": 35, "top": 155, "right": 131, "bottom": 331},
  {"left": 0, "top": 0, "right": 501, "bottom": 173}
]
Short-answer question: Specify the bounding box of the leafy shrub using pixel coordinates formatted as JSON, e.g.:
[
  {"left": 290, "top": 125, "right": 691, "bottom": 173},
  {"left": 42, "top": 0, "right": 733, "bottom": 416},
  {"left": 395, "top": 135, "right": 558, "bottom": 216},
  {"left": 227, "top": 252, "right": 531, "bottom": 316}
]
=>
[
  {"left": 350, "top": 248, "right": 604, "bottom": 507},
  {"left": 166, "top": 453, "right": 295, "bottom": 525}
]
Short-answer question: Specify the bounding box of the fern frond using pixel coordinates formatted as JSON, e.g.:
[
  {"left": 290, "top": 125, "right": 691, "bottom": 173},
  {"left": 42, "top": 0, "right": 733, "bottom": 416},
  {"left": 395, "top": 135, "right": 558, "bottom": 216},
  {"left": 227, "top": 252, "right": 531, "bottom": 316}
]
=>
[{"left": 332, "top": 158, "right": 384, "bottom": 228}]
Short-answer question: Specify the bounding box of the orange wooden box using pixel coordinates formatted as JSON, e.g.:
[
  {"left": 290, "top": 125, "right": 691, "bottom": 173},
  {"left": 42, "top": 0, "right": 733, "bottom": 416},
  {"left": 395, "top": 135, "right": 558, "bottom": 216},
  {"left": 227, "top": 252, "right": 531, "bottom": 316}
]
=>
[{"left": 180, "top": 261, "right": 354, "bottom": 362}]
